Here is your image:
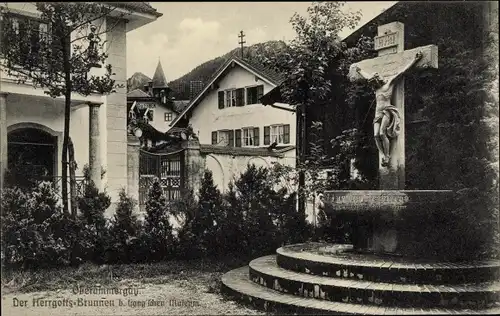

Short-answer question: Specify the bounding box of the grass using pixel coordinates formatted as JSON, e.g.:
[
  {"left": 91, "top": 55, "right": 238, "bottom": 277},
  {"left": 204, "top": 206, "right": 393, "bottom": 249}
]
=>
[{"left": 1, "top": 255, "right": 250, "bottom": 295}]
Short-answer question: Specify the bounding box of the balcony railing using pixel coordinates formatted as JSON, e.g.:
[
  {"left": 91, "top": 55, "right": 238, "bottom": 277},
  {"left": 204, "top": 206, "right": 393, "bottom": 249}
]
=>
[{"left": 5, "top": 173, "right": 89, "bottom": 198}]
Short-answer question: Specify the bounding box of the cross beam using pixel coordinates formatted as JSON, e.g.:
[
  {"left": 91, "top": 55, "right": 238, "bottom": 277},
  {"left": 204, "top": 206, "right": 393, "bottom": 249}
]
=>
[
  {"left": 349, "top": 44, "right": 438, "bottom": 81},
  {"left": 238, "top": 30, "right": 246, "bottom": 58}
]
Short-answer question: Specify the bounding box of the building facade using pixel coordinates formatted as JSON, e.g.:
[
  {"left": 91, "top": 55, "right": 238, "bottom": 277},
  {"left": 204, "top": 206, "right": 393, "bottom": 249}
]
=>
[
  {"left": 170, "top": 56, "right": 297, "bottom": 193},
  {"left": 0, "top": 2, "right": 162, "bottom": 212}
]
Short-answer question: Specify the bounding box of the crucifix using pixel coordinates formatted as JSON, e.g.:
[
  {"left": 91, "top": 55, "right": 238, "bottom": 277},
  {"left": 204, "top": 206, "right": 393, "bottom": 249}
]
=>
[
  {"left": 238, "top": 30, "right": 246, "bottom": 58},
  {"left": 349, "top": 22, "right": 438, "bottom": 190}
]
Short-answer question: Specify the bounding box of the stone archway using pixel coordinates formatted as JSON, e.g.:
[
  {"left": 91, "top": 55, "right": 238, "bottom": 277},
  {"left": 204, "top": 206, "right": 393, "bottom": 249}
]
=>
[
  {"left": 7, "top": 123, "right": 61, "bottom": 187},
  {"left": 206, "top": 154, "right": 226, "bottom": 192}
]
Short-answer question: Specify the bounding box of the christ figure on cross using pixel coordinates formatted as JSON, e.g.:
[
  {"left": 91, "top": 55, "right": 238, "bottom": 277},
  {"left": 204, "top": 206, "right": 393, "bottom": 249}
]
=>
[{"left": 354, "top": 51, "right": 423, "bottom": 167}]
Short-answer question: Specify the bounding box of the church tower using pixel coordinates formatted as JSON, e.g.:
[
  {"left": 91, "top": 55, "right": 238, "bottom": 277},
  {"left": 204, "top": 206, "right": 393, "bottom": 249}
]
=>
[{"left": 151, "top": 60, "right": 170, "bottom": 105}]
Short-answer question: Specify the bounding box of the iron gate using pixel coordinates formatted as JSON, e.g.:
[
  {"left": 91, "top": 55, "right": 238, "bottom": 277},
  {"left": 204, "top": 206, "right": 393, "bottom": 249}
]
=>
[{"left": 139, "top": 149, "right": 184, "bottom": 207}]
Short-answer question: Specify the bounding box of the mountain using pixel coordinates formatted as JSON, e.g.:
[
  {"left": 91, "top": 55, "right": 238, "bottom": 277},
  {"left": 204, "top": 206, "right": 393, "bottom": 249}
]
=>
[
  {"left": 127, "top": 72, "right": 151, "bottom": 92},
  {"left": 169, "top": 40, "right": 287, "bottom": 99},
  {"left": 126, "top": 40, "right": 288, "bottom": 99}
]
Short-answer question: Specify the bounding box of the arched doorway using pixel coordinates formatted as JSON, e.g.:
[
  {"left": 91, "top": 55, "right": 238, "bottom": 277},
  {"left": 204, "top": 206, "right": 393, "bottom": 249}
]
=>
[{"left": 7, "top": 127, "right": 57, "bottom": 187}]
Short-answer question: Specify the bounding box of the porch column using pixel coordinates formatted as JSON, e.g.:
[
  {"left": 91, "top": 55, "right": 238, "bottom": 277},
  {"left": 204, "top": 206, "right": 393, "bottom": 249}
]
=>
[
  {"left": 88, "top": 101, "right": 102, "bottom": 190},
  {"left": 0, "top": 92, "right": 7, "bottom": 192},
  {"left": 127, "top": 134, "right": 140, "bottom": 207}
]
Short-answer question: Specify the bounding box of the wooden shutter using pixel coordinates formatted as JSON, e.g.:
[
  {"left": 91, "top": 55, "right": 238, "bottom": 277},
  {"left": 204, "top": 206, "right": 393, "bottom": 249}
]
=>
[
  {"left": 228, "top": 130, "right": 234, "bottom": 147},
  {"left": 283, "top": 124, "right": 290, "bottom": 144},
  {"left": 253, "top": 127, "right": 259, "bottom": 146},
  {"left": 264, "top": 126, "right": 270, "bottom": 145},
  {"left": 212, "top": 131, "right": 218, "bottom": 144},
  {"left": 236, "top": 88, "right": 244, "bottom": 106},
  {"left": 246, "top": 88, "right": 251, "bottom": 105},
  {"left": 235, "top": 129, "right": 242, "bottom": 147},
  {"left": 257, "top": 85, "right": 264, "bottom": 103},
  {"left": 218, "top": 91, "right": 225, "bottom": 109}
]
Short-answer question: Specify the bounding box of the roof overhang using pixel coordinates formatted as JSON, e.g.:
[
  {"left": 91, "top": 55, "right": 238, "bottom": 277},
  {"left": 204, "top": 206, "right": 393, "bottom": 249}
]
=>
[
  {"left": 0, "top": 3, "right": 162, "bottom": 34},
  {"left": 108, "top": 6, "right": 162, "bottom": 33}
]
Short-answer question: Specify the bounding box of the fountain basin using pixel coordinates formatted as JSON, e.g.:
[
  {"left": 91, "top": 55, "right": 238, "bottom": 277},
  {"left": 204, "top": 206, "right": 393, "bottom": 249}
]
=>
[{"left": 322, "top": 190, "right": 454, "bottom": 255}]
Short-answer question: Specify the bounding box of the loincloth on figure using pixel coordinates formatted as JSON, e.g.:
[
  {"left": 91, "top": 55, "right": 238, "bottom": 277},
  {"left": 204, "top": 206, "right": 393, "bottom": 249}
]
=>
[{"left": 373, "top": 105, "right": 401, "bottom": 139}]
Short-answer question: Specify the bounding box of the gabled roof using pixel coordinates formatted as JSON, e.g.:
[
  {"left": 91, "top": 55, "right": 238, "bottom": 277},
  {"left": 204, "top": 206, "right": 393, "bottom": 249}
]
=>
[
  {"left": 169, "top": 55, "right": 284, "bottom": 127},
  {"left": 127, "top": 88, "right": 151, "bottom": 98},
  {"left": 152, "top": 61, "right": 168, "bottom": 89},
  {"left": 107, "top": 2, "right": 162, "bottom": 17}
]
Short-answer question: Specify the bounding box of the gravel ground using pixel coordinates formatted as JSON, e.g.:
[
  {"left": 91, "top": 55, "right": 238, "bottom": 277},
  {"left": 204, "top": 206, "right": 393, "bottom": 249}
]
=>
[
  {"left": 1, "top": 259, "right": 267, "bottom": 316},
  {"left": 2, "top": 277, "right": 265, "bottom": 316}
]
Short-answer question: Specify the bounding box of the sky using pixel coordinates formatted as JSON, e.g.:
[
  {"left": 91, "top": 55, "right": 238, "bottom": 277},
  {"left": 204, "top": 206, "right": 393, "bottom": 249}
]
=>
[{"left": 126, "top": 1, "right": 397, "bottom": 81}]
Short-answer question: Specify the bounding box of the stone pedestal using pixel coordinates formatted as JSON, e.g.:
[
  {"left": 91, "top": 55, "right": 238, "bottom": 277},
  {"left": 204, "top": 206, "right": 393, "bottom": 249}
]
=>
[
  {"left": 88, "top": 102, "right": 102, "bottom": 189},
  {"left": 181, "top": 139, "right": 205, "bottom": 196},
  {"left": 323, "top": 190, "right": 454, "bottom": 254},
  {"left": 127, "top": 134, "right": 140, "bottom": 209},
  {"left": 0, "top": 93, "right": 7, "bottom": 192}
]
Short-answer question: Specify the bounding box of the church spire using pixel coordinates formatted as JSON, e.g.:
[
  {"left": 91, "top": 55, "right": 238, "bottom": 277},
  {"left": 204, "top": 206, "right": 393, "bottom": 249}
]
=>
[{"left": 151, "top": 60, "right": 168, "bottom": 89}]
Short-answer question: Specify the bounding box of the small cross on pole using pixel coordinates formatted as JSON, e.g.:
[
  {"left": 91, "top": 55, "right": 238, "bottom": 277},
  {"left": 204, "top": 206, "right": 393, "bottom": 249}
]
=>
[{"left": 238, "top": 30, "right": 246, "bottom": 58}]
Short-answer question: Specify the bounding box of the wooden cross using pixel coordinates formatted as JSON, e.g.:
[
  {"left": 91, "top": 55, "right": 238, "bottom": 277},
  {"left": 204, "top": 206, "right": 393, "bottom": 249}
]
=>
[
  {"left": 349, "top": 22, "right": 438, "bottom": 190},
  {"left": 238, "top": 30, "right": 246, "bottom": 58}
]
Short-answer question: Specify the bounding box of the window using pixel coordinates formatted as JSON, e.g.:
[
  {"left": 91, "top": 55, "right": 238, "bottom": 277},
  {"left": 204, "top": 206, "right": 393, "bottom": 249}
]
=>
[
  {"left": 242, "top": 128, "right": 254, "bottom": 146},
  {"left": 241, "top": 127, "right": 259, "bottom": 147},
  {"left": 164, "top": 112, "right": 173, "bottom": 122},
  {"left": 264, "top": 124, "right": 290, "bottom": 145},
  {"left": 246, "top": 85, "right": 264, "bottom": 105},
  {"left": 225, "top": 90, "right": 235, "bottom": 107},
  {"left": 271, "top": 125, "right": 285, "bottom": 144},
  {"left": 211, "top": 130, "right": 234, "bottom": 146},
  {"left": 1, "top": 13, "right": 68, "bottom": 70},
  {"left": 218, "top": 88, "right": 244, "bottom": 109},
  {"left": 1, "top": 14, "right": 47, "bottom": 60}
]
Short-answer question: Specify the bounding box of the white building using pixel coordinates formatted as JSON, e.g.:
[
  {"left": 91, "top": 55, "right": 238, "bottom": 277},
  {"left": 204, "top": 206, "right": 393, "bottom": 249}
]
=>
[
  {"left": 0, "top": 2, "right": 162, "bottom": 211},
  {"left": 170, "top": 56, "right": 297, "bottom": 193}
]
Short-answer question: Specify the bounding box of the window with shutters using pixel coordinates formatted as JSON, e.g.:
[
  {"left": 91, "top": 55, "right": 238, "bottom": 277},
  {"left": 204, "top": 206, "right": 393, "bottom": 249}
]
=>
[
  {"left": 218, "top": 88, "right": 245, "bottom": 108},
  {"left": 218, "top": 130, "right": 230, "bottom": 146},
  {"left": 264, "top": 124, "right": 290, "bottom": 145},
  {"left": 212, "top": 130, "right": 234, "bottom": 146},
  {"left": 246, "top": 85, "right": 264, "bottom": 105}
]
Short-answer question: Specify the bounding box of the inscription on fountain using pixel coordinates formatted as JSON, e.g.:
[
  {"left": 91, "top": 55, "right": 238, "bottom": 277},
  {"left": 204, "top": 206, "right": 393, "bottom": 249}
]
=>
[{"left": 325, "top": 191, "right": 410, "bottom": 211}]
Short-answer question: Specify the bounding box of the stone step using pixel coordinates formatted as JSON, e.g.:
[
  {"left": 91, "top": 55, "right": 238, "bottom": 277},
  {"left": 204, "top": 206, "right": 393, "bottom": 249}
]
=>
[
  {"left": 222, "top": 266, "right": 500, "bottom": 315},
  {"left": 250, "top": 255, "right": 500, "bottom": 309},
  {"left": 277, "top": 243, "right": 500, "bottom": 284}
]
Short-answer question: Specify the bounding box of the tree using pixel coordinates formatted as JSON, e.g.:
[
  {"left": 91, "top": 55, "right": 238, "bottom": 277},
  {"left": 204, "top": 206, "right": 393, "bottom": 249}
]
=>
[
  {"left": 0, "top": 3, "right": 130, "bottom": 213},
  {"left": 259, "top": 2, "right": 361, "bottom": 214},
  {"left": 108, "top": 189, "right": 140, "bottom": 263},
  {"left": 143, "top": 179, "right": 175, "bottom": 261}
]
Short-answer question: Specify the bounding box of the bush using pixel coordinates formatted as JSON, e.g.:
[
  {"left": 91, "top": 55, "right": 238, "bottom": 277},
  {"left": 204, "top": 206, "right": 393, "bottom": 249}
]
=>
[
  {"left": 1, "top": 183, "right": 74, "bottom": 269},
  {"left": 107, "top": 189, "right": 141, "bottom": 264},
  {"left": 176, "top": 170, "right": 224, "bottom": 259},
  {"left": 175, "top": 189, "right": 203, "bottom": 259},
  {"left": 222, "top": 164, "right": 311, "bottom": 258},
  {"left": 141, "top": 179, "right": 175, "bottom": 261},
  {"left": 73, "top": 182, "right": 111, "bottom": 264}
]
